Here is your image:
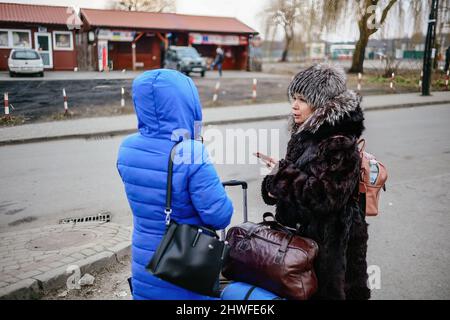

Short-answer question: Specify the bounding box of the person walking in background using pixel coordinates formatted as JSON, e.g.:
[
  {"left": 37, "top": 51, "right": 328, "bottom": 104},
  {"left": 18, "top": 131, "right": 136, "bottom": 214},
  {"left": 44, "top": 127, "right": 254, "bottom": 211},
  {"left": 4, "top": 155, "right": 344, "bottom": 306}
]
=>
[
  {"left": 261, "top": 64, "right": 370, "bottom": 300},
  {"left": 211, "top": 46, "right": 225, "bottom": 77},
  {"left": 117, "top": 69, "right": 233, "bottom": 300}
]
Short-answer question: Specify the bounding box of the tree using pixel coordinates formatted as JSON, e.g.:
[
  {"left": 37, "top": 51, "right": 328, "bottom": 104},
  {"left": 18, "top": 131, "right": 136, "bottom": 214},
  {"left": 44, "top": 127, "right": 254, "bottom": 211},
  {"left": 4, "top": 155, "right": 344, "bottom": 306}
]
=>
[
  {"left": 319, "top": 0, "right": 428, "bottom": 73},
  {"left": 113, "top": 0, "right": 176, "bottom": 12},
  {"left": 261, "top": 0, "right": 429, "bottom": 69},
  {"left": 264, "top": 0, "right": 302, "bottom": 62},
  {"left": 351, "top": 0, "right": 397, "bottom": 73}
]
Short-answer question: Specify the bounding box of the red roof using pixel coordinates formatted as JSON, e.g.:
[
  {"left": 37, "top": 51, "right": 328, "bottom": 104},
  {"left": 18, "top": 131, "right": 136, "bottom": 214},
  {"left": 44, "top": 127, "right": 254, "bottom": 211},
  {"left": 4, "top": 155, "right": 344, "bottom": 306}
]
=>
[
  {"left": 81, "top": 8, "right": 258, "bottom": 35},
  {"left": 0, "top": 2, "right": 73, "bottom": 26}
]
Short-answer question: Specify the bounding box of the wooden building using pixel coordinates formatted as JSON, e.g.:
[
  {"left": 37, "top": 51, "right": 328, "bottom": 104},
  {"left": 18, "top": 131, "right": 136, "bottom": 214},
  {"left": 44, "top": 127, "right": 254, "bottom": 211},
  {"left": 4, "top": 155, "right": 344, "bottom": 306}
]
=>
[
  {"left": 0, "top": 3, "right": 258, "bottom": 72},
  {"left": 0, "top": 2, "right": 78, "bottom": 71},
  {"left": 80, "top": 8, "right": 258, "bottom": 71}
]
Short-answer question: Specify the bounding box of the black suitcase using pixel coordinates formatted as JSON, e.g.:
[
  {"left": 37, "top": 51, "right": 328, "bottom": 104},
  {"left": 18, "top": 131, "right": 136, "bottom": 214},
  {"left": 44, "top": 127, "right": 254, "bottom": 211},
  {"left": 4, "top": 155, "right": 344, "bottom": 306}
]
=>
[{"left": 220, "top": 180, "right": 248, "bottom": 289}]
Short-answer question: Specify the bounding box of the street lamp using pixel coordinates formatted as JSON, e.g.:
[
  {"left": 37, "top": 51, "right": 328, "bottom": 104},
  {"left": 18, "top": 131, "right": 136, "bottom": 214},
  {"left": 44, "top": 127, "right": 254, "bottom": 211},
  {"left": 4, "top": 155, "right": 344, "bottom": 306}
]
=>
[{"left": 422, "top": 0, "right": 439, "bottom": 96}]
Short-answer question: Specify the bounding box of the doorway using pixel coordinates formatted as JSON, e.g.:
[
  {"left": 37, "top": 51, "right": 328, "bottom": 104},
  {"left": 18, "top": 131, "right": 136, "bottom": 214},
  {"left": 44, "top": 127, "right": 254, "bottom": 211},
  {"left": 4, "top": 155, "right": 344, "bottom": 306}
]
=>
[{"left": 34, "top": 32, "right": 53, "bottom": 68}]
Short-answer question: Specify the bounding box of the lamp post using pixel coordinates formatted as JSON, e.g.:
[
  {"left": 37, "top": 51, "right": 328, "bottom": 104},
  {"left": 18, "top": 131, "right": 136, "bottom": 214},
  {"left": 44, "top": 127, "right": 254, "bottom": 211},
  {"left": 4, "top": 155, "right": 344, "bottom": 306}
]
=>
[{"left": 422, "top": 0, "right": 439, "bottom": 96}]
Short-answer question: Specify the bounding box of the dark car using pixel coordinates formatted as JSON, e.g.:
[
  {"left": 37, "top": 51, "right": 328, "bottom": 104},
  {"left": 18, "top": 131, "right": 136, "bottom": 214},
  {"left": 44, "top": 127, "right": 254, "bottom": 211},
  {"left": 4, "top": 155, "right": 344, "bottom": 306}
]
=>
[{"left": 164, "top": 46, "right": 207, "bottom": 77}]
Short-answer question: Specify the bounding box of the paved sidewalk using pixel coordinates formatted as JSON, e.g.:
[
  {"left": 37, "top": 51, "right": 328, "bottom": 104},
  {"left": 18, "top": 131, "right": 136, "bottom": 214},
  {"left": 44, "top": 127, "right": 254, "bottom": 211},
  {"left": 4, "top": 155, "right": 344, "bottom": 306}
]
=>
[
  {"left": 0, "top": 70, "right": 285, "bottom": 82},
  {"left": 0, "top": 92, "right": 449, "bottom": 146},
  {"left": 0, "top": 222, "right": 131, "bottom": 299}
]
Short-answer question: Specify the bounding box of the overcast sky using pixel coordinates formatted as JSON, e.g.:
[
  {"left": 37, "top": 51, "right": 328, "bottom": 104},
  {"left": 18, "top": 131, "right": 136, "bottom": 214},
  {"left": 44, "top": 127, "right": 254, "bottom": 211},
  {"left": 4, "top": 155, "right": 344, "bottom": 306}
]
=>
[{"left": 1, "top": 0, "right": 423, "bottom": 41}]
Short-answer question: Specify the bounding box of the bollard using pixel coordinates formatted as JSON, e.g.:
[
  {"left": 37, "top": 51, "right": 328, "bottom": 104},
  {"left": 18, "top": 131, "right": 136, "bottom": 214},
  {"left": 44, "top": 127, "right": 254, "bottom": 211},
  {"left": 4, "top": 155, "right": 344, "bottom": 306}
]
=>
[
  {"left": 252, "top": 78, "right": 257, "bottom": 101},
  {"left": 446, "top": 70, "right": 449, "bottom": 91},
  {"left": 419, "top": 71, "right": 423, "bottom": 91},
  {"left": 74, "top": 67, "right": 78, "bottom": 72},
  {"left": 357, "top": 73, "right": 362, "bottom": 92},
  {"left": 121, "top": 87, "right": 125, "bottom": 107},
  {"left": 390, "top": 72, "right": 395, "bottom": 92},
  {"left": 4, "top": 92, "right": 10, "bottom": 118},
  {"left": 212, "top": 81, "right": 220, "bottom": 103},
  {"left": 63, "top": 88, "right": 68, "bottom": 114}
]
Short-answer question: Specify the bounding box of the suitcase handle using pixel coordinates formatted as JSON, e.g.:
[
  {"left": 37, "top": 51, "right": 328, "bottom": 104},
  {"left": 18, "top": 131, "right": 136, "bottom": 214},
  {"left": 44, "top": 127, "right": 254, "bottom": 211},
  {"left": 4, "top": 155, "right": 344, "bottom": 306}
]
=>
[
  {"left": 221, "top": 180, "right": 249, "bottom": 240},
  {"left": 222, "top": 180, "right": 248, "bottom": 190}
]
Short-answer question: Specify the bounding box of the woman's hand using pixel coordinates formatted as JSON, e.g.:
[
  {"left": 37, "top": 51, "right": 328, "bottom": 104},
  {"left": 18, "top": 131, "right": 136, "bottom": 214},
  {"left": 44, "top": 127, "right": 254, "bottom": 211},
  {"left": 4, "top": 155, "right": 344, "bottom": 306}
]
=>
[
  {"left": 264, "top": 157, "right": 278, "bottom": 169},
  {"left": 254, "top": 152, "right": 278, "bottom": 169}
]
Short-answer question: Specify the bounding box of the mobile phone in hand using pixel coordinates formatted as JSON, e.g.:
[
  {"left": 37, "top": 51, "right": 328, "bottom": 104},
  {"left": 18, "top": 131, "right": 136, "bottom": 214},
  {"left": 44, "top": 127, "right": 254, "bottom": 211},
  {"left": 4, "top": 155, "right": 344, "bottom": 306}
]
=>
[{"left": 253, "top": 152, "right": 276, "bottom": 167}]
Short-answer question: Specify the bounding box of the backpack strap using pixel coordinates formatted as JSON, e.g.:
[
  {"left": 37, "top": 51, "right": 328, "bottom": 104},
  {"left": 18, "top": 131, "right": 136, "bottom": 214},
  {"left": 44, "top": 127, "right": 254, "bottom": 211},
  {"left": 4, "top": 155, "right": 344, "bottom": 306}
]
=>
[
  {"left": 357, "top": 138, "right": 366, "bottom": 153},
  {"left": 325, "top": 135, "right": 364, "bottom": 153}
]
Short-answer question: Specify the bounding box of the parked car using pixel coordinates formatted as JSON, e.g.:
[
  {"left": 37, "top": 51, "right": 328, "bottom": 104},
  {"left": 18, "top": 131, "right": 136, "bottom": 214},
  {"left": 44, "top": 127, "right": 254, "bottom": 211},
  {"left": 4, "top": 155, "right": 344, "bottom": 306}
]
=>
[
  {"left": 8, "top": 49, "right": 44, "bottom": 77},
  {"left": 164, "top": 46, "right": 207, "bottom": 77}
]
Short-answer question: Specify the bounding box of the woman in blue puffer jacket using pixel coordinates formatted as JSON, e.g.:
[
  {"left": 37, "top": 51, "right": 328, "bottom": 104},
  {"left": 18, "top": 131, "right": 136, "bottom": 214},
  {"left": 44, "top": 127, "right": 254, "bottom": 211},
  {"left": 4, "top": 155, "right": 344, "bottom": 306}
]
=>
[{"left": 117, "top": 69, "right": 234, "bottom": 300}]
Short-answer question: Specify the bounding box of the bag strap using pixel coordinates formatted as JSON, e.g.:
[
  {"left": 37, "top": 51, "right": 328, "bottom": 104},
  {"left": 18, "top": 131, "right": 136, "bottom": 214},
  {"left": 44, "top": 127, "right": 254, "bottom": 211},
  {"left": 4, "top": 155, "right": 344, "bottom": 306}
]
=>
[
  {"left": 357, "top": 138, "right": 366, "bottom": 153},
  {"left": 244, "top": 286, "right": 257, "bottom": 300},
  {"left": 262, "top": 212, "right": 302, "bottom": 235},
  {"left": 328, "top": 135, "right": 366, "bottom": 155},
  {"left": 165, "top": 141, "right": 183, "bottom": 226}
]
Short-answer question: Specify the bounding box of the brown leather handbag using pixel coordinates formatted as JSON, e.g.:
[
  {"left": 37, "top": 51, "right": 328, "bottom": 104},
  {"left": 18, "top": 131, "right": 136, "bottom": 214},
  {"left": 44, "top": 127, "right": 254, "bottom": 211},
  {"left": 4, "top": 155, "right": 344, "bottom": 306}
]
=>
[{"left": 222, "top": 213, "right": 319, "bottom": 300}]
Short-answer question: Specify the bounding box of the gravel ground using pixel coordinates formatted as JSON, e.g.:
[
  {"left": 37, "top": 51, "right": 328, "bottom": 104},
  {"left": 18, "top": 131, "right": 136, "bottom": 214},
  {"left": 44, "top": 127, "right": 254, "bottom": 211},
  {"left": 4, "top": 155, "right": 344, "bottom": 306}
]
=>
[{"left": 0, "top": 76, "right": 292, "bottom": 124}]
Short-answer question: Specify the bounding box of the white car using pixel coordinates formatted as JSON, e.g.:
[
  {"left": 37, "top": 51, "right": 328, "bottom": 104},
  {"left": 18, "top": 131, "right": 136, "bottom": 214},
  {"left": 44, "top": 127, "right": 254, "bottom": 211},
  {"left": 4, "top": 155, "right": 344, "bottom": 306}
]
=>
[{"left": 8, "top": 49, "right": 44, "bottom": 77}]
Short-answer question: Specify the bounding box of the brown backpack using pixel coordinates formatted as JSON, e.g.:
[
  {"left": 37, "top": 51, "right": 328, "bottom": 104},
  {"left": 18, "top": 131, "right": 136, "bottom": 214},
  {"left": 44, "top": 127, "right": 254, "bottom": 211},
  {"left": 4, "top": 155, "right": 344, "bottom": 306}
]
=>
[
  {"left": 357, "top": 139, "right": 388, "bottom": 216},
  {"left": 330, "top": 136, "right": 388, "bottom": 216}
]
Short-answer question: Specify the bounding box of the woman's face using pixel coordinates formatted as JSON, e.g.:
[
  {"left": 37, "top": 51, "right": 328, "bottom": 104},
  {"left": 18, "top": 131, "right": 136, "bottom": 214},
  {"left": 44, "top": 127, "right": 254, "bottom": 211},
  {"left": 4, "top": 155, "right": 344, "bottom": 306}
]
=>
[{"left": 292, "top": 93, "right": 313, "bottom": 124}]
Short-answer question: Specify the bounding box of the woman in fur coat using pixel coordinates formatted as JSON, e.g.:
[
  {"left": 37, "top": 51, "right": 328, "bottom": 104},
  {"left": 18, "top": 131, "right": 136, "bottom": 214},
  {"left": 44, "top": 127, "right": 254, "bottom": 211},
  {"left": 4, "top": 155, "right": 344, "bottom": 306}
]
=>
[{"left": 261, "top": 64, "right": 370, "bottom": 300}]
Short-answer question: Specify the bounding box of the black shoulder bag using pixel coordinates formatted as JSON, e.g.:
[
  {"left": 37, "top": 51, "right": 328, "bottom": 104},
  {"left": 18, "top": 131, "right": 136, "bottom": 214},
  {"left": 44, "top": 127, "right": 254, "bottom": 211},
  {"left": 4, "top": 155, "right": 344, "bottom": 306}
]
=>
[{"left": 146, "top": 141, "right": 230, "bottom": 297}]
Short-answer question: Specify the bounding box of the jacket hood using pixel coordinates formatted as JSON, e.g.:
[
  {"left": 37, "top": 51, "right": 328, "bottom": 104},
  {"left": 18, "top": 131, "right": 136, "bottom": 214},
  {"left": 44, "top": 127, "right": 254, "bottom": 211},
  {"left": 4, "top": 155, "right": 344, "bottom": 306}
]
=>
[
  {"left": 132, "top": 69, "right": 202, "bottom": 140},
  {"left": 290, "top": 90, "right": 365, "bottom": 139}
]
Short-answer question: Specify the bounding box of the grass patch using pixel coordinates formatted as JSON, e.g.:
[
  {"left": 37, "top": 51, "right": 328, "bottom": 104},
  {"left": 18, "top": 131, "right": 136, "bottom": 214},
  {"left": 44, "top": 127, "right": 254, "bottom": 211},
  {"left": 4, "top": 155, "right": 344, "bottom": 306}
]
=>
[
  {"left": 0, "top": 115, "right": 25, "bottom": 126},
  {"left": 51, "top": 111, "right": 76, "bottom": 120}
]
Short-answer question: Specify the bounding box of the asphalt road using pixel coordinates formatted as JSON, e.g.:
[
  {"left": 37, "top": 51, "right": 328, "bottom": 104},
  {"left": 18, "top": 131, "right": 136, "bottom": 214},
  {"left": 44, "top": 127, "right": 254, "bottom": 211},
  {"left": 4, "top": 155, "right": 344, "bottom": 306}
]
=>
[{"left": 1, "top": 104, "right": 449, "bottom": 299}]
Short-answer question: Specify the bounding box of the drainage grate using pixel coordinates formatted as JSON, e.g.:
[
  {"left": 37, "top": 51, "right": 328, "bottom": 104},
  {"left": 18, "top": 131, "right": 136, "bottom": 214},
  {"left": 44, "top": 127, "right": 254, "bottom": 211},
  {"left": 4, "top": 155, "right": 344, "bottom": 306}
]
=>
[
  {"left": 85, "top": 134, "right": 114, "bottom": 141},
  {"left": 59, "top": 213, "right": 111, "bottom": 224}
]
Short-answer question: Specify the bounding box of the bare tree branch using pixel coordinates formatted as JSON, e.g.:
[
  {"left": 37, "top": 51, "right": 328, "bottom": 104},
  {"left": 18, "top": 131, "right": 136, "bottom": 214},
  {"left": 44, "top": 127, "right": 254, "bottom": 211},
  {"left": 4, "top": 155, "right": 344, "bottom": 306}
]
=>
[
  {"left": 264, "top": 0, "right": 304, "bottom": 61},
  {"left": 113, "top": 0, "right": 176, "bottom": 13},
  {"left": 379, "top": 0, "right": 398, "bottom": 26}
]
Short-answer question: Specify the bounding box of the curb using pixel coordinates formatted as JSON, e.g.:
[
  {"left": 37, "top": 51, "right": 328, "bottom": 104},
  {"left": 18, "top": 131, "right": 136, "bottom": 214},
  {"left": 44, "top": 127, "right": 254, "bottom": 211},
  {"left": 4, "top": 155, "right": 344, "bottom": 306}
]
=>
[
  {"left": 361, "top": 100, "right": 450, "bottom": 111},
  {"left": 0, "top": 230, "right": 131, "bottom": 300},
  {"left": 0, "top": 99, "right": 449, "bottom": 147}
]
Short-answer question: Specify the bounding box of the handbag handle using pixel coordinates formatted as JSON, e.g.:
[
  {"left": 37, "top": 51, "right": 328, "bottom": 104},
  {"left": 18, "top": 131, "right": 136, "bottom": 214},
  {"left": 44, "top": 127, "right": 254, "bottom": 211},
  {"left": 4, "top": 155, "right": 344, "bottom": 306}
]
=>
[
  {"left": 164, "top": 141, "right": 220, "bottom": 238},
  {"left": 165, "top": 141, "right": 183, "bottom": 226},
  {"left": 261, "top": 212, "right": 301, "bottom": 235}
]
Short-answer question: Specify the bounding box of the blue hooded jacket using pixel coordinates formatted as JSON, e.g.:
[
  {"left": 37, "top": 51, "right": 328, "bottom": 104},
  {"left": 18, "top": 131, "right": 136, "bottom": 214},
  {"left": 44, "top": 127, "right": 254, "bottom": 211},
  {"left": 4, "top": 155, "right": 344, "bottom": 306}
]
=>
[{"left": 117, "top": 69, "right": 233, "bottom": 300}]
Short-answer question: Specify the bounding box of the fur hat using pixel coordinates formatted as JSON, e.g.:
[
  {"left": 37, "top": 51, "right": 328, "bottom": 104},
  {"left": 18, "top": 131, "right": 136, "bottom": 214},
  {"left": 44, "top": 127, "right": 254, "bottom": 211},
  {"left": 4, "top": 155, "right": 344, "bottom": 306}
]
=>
[{"left": 288, "top": 63, "right": 361, "bottom": 134}]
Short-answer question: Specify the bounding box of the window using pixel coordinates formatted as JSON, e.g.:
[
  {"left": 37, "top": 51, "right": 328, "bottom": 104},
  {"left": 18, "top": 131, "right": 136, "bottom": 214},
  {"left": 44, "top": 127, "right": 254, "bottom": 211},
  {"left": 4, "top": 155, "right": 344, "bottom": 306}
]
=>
[
  {"left": 53, "top": 31, "right": 73, "bottom": 51},
  {"left": 0, "top": 30, "right": 8, "bottom": 48},
  {"left": 12, "top": 50, "right": 41, "bottom": 60},
  {"left": 0, "top": 29, "right": 32, "bottom": 48},
  {"left": 12, "top": 31, "right": 31, "bottom": 48}
]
